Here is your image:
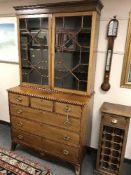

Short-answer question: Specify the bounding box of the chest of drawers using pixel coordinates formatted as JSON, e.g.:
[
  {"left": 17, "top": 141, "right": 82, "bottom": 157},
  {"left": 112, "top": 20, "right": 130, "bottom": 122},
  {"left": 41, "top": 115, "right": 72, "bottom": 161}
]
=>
[{"left": 8, "top": 86, "right": 93, "bottom": 175}]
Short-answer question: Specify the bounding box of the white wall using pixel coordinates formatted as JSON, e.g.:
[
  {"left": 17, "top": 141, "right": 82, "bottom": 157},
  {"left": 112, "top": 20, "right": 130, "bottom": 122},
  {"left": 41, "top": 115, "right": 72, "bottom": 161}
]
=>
[
  {"left": 0, "top": 0, "right": 131, "bottom": 159},
  {"left": 92, "top": 0, "right": 131, "bottom": 159},
  {"left": 0, "top": 63, "right": 19, "bottom": 122}
]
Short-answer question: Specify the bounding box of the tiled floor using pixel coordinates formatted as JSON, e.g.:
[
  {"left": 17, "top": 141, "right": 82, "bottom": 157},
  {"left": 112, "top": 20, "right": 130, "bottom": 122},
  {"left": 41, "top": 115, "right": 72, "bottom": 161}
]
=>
[{"left": 0, "top": 123, "right": 130, "bottom": 175}]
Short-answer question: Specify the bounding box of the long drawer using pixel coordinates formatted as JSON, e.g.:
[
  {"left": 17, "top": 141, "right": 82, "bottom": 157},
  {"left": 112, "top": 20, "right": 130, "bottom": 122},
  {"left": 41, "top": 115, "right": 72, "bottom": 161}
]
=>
[
  {"left": 11, "top": 116, "right": 80, "bottom": 147},
  {"left": 12, "top": 129, "right": 79, "bottom": 164},
  {"left": 10, "top": 104, "right": 80, "bottom": 132}
]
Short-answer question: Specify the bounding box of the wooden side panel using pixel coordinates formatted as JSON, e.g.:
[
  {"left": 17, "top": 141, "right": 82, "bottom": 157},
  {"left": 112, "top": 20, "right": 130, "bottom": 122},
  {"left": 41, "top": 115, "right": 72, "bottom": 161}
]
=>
[
  {"left": 80, "top": 96, "right": 94, "bottom": 161},
  {"left": 119, "top": 117, "right": 130, "bottom": 174},
  {"left": 87, "top": 12, "right": 100, "bottom": 95},
  {"left": 95, "top": 115, "right": 105, "bottom": 171}
]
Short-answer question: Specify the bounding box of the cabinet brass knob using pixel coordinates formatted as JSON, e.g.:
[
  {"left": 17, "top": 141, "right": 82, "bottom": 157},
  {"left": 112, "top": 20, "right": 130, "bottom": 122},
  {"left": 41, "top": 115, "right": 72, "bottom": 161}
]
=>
[
  {"left": 63, "top": 149, "right": 69, "bottom": 155},
  {"left": 16, "top": 96, "right": 22, "bottom": 102},
  {"left": 17, "top": 122, "right": 23, "bottom": 127},
  {"left": 17, "top": 135, "right": 23, "bottom": 140},
  {"left": 111, "top": 119, "right": 118, "bottom": 124},
  {"left": 17, "top": 109, "right": 23, "bottom": 114},
  {"left": 65, "top": 105, "right": 71, "bottom": 112},
  {"left": 64, "top": 136, "right": 71, "bottom": 141}
]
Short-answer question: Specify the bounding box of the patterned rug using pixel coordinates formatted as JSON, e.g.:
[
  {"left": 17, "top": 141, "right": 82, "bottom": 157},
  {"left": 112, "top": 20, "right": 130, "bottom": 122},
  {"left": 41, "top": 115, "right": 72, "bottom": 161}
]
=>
[{"left": 0, "top": 148, "right": 52, "bottom": 175}]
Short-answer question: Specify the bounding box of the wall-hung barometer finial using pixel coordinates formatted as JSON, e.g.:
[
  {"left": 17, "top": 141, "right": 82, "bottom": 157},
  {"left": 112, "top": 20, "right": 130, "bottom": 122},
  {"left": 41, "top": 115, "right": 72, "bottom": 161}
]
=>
[{"left": 101, "top": 16, "right": 119, "bottom": 91}]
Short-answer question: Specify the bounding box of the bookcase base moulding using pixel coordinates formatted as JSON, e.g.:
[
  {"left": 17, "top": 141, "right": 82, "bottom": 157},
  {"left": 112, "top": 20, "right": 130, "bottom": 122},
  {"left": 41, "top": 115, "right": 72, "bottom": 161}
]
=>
[{"left": 8, "top": 1, "right": 103, "bottom": 175}]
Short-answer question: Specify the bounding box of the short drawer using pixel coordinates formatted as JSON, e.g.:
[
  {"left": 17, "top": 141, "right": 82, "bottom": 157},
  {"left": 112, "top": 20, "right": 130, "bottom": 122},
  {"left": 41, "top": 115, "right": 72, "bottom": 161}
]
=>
[
  {"left": 102, "top": 113, "right": 127, "bottom": 129},
  {"left": 41, "top": 138, "right": 80, "bottom": 163},
  {"left": 31, "top": 97, "right": 53, "bottom": 112},
  {"left": 12, "top": 129, "right": 42, "bottom": 150},
  {"left": 11, "top": 116, "right": 80, "bottom": 147},
  {"left": 55, "top": 102, "right": 81, "bottom": 118},
  {"left": 9, "top": 93, "right": 29, "bottom": 106},
  {"left": 10, "top": 104, "right": 80, "bottom": 132}
]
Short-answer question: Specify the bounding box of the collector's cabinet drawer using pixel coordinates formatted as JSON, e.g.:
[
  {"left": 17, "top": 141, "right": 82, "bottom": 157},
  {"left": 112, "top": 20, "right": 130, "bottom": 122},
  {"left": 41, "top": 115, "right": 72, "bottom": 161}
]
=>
[
  {"left": 11, "top": 116, "right": 80, "bottom": 147},
  {"left": 9, "top": 93, "right": 29, "bottom": 106},
  {"left": 102, "top": 113, "right": 128, "bottom": 129},
  {"left": 55, "top": 102, "right": 82, "bottom": 118}
]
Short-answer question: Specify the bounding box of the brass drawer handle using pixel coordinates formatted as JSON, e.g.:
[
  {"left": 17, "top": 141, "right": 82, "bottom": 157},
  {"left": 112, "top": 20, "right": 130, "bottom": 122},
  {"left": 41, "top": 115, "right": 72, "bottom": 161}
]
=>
[
  {"left": 64, "top": 120, "right": 72, "bottom": 127},
  {"left": 111, "top": 119, "right": 118, "bottom": 124},
  {"left": 65, "top": 105, "right": 71, "bottom": 112},
  {"left": 16, "top": 96, "right": 22, "bottom": 102},
  {"left": 63, "top": 149, "right": 69, "bottom": 156},
  {"left": 17, "top": 135, "right": 23, "bottom": 140},
  {"left": 64, "top": 136, "right": 71, "bottom": 141},
  {"left": 64, "top": 118, "right": 71, "bottom": 127},
  {"left": 16, "top": 122, "right": 23, "bottom": 127},
  {"left": 17, "top": 109, "right": 23, "bottom": 114}
]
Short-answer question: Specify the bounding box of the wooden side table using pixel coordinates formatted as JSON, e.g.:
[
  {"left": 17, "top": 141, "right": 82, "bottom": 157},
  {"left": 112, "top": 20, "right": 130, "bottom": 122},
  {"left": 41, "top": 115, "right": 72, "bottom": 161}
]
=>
[{"left": 94, "top": 102, "right": 131, "bottom": 175}]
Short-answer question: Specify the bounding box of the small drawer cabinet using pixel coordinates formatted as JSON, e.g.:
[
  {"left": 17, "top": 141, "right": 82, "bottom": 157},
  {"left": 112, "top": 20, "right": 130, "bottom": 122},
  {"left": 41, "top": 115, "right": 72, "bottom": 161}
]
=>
[{"left": 94, "top": 102, "right": 131, "bottom": 175}]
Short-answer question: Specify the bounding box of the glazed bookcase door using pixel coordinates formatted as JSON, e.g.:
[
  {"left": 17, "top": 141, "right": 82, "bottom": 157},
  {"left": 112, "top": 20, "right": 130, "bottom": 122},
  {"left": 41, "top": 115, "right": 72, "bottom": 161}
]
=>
[
  {"left": 18, "top": 15, "right": 51, "bottom": 88},
  {"left": 52, "top": 12, "right": 95, "bottom": 95}
]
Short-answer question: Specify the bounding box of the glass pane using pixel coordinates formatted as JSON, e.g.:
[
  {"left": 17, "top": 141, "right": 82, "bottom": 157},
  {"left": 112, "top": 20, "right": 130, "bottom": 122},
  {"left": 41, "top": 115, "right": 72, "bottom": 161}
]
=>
[
  {"left": 31, "top": 29, "right": 48, "bottom": 47},
  {"left": 41, "top": 18, "right": 48, "bottom": 29},
  {"left": 64, "top": 16, "right": 82, "bottom": 29},
  {"left": 83, "top": 16, "right": 92, "bottom": 28},
  {"left": 19, "top": 18, "right": 26, "bottom": 29},
  {"left": 19, "top": 17, "right": 49, "bottom": 86},
  {"left": 20, "top": 32, "right": 31, "bottom": 46},
  {"left": 27, "top": 18, "right": 40, "bottom": 30},
  {"left": 54, "top": 15, "right": 92, "bottom": 91}
]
